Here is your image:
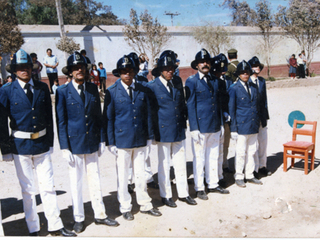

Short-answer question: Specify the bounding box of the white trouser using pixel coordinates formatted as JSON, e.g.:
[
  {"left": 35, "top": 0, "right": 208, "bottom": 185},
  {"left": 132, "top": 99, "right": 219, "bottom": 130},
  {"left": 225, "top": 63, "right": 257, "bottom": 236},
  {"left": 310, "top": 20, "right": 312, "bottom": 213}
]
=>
[
  {"left": 191, "top": 131, "right": 220, "bottom": 191},
  {"left": 116, "top": 147, "right": 152, "bottom": 213},
  {"left": 0, "top": 201, "right": 3, "bottom": 236},
  {"left": 218, "top": 123, "right": 231, "bottom": 180},
  {"left": 254, "top": 125, "right": 268, "bottom": 172},
  {"left": 234, "top": 134, "right": 258, "bottom": 180},
  {"left": 68, "top": 152, "right": 106, "bottom": 222},
  {"left": 128, "top": 156, "right": 154, "bottom": 184},
  {"left": 13, "top": 151, "right": 63, "bottom": 233},
  {"left": 157, "top": 140, "right": 189, "bottom": 199}
]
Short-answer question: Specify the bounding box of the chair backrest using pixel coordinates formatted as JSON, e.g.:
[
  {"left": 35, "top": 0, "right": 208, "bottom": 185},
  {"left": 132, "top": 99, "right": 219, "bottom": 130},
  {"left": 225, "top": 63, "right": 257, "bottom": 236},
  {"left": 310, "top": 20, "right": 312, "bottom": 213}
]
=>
[{"left": 292, "top": 120, "right": 317, "bottom": 144}]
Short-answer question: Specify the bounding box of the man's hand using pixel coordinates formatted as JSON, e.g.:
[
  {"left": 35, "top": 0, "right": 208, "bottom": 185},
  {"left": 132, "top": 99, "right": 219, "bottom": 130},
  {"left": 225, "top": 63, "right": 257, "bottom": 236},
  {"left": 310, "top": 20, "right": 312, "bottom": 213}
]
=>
[
  {"left": 231, "top": 132, "right": 238, "bottom": 141},
  {"left": 62, "top": 149, "right": 75, "bottom": 164},
  {"left": 108, "top": 145, "right": 118, "bottom": 157},
  {"left": 191, "top": 130, "right": 201, "bottom": 144}
]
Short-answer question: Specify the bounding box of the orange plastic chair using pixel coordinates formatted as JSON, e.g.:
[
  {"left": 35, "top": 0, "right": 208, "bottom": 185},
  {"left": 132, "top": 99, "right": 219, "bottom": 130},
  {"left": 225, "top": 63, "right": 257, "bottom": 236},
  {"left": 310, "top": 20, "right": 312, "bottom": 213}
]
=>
[{"left": 283, "top": 120, "right": 317, "bottom": 174}]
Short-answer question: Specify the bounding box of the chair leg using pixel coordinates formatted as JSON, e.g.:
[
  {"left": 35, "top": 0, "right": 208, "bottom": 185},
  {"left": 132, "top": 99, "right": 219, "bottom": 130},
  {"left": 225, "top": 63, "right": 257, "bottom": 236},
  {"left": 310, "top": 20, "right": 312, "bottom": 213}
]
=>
[
  {"left": 304, "top": 149, "right": 309, "bottom": 175},
  {"left": 283, "top": 148, "right": 287, "bottom": 172},
  {"left": 311, "top": 149, "right": 315, "bottom": 170},
  {"left": 291, "top": 150, "right": 295, "bottom": 168}
]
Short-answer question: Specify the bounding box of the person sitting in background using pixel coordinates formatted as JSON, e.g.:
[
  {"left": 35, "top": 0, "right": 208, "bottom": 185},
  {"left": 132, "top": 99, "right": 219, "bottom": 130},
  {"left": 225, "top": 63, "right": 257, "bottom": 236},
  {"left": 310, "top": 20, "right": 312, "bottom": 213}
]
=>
[{"left": 52, "top": 79, "right": 59, "bottom": 95}]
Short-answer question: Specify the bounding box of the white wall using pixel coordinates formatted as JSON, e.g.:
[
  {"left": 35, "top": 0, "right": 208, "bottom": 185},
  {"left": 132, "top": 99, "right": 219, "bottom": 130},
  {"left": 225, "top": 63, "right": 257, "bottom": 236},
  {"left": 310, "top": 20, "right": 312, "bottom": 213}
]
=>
[{"left": 0, "top": 25, "right": 316, "bottom": 79}]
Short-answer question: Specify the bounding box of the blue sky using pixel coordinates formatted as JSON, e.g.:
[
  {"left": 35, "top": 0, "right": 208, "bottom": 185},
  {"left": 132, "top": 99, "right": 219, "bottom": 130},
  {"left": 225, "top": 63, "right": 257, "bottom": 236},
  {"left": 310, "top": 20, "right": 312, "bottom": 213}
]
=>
[{"left": 100, "top": 0, "right": 289, "bottom": 26}]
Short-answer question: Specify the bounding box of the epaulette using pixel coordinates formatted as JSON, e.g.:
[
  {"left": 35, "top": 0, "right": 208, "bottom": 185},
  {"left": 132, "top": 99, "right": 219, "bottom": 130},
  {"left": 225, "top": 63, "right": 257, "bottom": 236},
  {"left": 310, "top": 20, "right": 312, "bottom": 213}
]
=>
[
  {"left": 108, "top": 83, "right": 117, "bottom": 89},
  {"left": 58, "top": 84, "right": 68, "bottom": 89},
  {"left": 148, "top": 79, "right": 156, "bottom": 84},
  {"left": 2, "top": 82, "right": 12, "bottom": 88},
  {"left": 229, "top": 83, "right": 236, "bottom": 88}
]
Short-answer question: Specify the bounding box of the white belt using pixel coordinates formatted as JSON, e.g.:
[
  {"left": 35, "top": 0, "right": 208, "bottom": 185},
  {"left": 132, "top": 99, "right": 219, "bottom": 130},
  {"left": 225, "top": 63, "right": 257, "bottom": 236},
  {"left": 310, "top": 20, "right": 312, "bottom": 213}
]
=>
[{"left": 12, "top": 129, "right": 46, "bottom": 140}]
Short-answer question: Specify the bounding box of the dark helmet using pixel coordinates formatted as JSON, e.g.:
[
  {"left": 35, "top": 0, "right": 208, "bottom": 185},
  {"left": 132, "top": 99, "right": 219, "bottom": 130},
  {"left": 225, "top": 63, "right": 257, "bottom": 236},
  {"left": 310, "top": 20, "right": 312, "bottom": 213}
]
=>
[
  {"left": 159, "top": 50, "right": 176, "bottom": 61},
  {"left": 218, "top": 53, "right": 228, "bottom": 72},
  {"left": 248, "top": 56, "right": 264, "bottom": 72},
  {"left": 191, "top": 48, "right": 211, "bottom": 70},
  {"left": 234, "top": 60, "right": 253, "bottom": 77},
  {"left": 112, "top": 55, "right": 136, "bottom": 77},
  {"left": 211, "top": 55, "right": 222, "bottom": 73},
  {"left": 62, "top": 51, "right": 89, "bottom": 75},
  {"left": 30, "top": 53, "right": 37, "bottom": 58},
  {"left": 151, "top": 51, "right": 177, "bottom": 77},
  {"left": 127, "top": 52, "right": 140, "bottom": 72},
  {"left": 7, "top": 49, "right": 33, "bottom": 73}
]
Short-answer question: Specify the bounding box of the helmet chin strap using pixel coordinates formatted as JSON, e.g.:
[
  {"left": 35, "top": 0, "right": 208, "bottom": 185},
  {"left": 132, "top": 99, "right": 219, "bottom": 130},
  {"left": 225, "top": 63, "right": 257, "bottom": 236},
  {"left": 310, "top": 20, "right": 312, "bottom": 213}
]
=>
[{"left": 161, "top": 72, "right": 172, "bottom": 81}]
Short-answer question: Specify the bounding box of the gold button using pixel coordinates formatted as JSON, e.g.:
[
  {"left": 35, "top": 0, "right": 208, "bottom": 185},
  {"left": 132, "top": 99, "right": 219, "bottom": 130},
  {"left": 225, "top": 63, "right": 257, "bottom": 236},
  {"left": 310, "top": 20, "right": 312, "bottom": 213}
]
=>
[
  {"left": 34, "top": 126, "right": 36, "bottom": 128},
  {"left": 33, "top": 116, "right": 36, "bottom": 119},
  {"left": 86, "top": 132, "right": 88, "bottom": 134}
]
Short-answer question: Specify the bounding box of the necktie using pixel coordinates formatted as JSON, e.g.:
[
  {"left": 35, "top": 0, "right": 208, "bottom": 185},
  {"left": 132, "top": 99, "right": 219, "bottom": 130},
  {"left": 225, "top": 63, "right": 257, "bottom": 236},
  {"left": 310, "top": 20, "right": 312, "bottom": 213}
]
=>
[
  {"left": 128, "top": 86, "right": 133, "bottom": 100},
  {"left": 255, "top": 79, "right": 258, "bottom": 87},
  {"left": 78, "top": 84, "right": 85, "bottom": 103},
  {"left": 204, "top": 76, "right": 213, "bottom": 90},
  {"left": 167, "top": 81, "right": 173, "bottom": 97},
  {"left": 245, "top": 82, "right": 251, "bottom": 98},
  {"left": 25, "top": 83, "right": 33, "bottom": 104}
]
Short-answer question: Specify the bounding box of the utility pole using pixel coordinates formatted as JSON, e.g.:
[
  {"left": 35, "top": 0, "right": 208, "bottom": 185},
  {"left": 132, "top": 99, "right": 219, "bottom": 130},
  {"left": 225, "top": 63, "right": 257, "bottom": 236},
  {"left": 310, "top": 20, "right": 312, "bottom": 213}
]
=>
[{"left": 164, "top": 11, "right": 180, "bottom": 26}]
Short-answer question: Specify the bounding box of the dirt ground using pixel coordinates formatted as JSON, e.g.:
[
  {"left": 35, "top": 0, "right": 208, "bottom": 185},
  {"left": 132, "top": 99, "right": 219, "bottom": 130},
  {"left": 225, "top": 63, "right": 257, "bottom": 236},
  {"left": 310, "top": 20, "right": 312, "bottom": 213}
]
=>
[{"left": 1, "top": 76, "right": 320, "bottom": 238}]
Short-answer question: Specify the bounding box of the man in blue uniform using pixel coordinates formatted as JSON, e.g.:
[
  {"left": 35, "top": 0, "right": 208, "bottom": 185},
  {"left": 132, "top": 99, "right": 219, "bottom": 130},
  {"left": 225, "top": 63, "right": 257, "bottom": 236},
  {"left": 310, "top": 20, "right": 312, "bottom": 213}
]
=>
[
  {"left": 228, "top": 60, "right": 263, "bottom": 188},
  {"left": 56, "top": 51, "right": 119, "bottom": 233},
  {"left": 210, "top": 54, "right": 233, "bottom": 183},
  {"left": 185, "top": 49, "right": 229, "bottom": 201},
  {"left": 148, "top": 51, "right": 197, "bottom": 208},
  {"left": 103, "top": 55, "right": 161, "bottom": 221},
  {"left": 0, "top": 49, "right": 75, "bottom": 237},
  {"left": 248, "top": 56, "right": 271, "bottom": 177},
  {"left": 125, "top": 52, "right": 159, "bottom": 194}
]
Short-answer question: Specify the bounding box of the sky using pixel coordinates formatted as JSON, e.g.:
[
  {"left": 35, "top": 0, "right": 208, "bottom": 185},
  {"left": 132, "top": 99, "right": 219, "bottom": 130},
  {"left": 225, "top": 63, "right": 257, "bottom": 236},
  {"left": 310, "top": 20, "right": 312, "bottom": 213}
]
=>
[{"left": 100, "top": 0, "right": 289, "bottom": 26}]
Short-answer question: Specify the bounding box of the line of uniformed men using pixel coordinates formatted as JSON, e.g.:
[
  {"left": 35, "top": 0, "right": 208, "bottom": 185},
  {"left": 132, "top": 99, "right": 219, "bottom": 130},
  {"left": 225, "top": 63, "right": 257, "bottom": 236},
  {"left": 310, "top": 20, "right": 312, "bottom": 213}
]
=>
[{"left": 0, "top": 47, "right": 270, "bottom": 236}]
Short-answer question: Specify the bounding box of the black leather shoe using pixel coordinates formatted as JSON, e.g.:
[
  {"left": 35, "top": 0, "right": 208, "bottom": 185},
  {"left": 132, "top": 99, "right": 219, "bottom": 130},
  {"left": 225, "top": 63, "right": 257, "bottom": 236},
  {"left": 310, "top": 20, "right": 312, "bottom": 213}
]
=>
[
  {"left": 73, "top": 221, "right": 84, "bottom": 233},
  {"left": 147, "top": 181, "right": 159, "bottom": 189},
  {"left": 196, "top": 191, "right": 208, "bottom": 200},
  {"left": 235, "top": 179, "right": 246, "bottom": 188},
  {"left": 246, "top": 177, "right": 263, "bottom": 185},
  {"left": 208, "top": 186, "right": 230, "bottom": 194},
  {"left": 122, "top": 212, "right": 134, "bottom": 221},
  {"left": 141, "top": 208, "right": 162, "bottom": 216},
  {"left": 49, "top": 227, "right": 77, "bottom": 237},
  {"left": 29, "top": 231, "right": 39, "bottom": 236},
  {"left": 253, "top": 171, "right": 259, "bottom": 179},
  {"left": 95, "top": 217, "right": 119, "bottom": 227},
  {"left": 162, "top": 198, "right": 177, "bottom": 208},
  {"left": 128, "top": 184, "right": 135, "bottom": 194},
  {"left": 259, "top": 167, "right": 272, "bottom": 176},
  {"left": 218, "top": 179, "right": 227, "bottom": 188},
  {"left": 179, "top": 196, "right": 197, "bottom": 205}
]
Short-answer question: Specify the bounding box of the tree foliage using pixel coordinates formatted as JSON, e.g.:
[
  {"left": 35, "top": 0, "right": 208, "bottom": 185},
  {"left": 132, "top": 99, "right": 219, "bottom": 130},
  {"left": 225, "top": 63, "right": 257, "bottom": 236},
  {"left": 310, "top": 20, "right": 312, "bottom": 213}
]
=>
[
  {"left": 123, "top": 8, "right": 171, "bottom": 68},
  {"left": 221, "top": 0, "right": 256, "bottom": 26},
  {"left": 252, "top": 0, "right": 282, "bottom": 78},
  {"left": 276, "top": 0, "right": 320, "bottom": 68},
  {"left": 56, "top": 36, "right": 80, "bottom": 54},
  {"left": 11, "top": 0, "right": 125, "bottom": 25},
  {"left": 192, "top": 22, "right": 234, "bottom": 56},
  {"left": 0, "top": 0, "right": 24, "bottom": 56}
]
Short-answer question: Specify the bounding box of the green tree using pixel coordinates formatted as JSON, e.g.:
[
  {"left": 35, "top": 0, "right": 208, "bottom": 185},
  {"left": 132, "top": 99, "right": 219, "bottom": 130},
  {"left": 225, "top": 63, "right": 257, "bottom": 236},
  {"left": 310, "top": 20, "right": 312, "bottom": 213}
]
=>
[
  {"left": 276, "top": 0, "right": 320, "bottom": 71},
  {"left": 253, "top": 0, "right": 282, "bottom": 79},
  {"left": 221, "top": 0, "right": 256, "bottom": 26},
  {"left": 192, "top": 21, "right": 234, "bottom": 56},
  {"left": 123, "top": 9, "right": 171, "bottom": 68},
  {"left": 12, "top": 0, "right": 124, "bottom": 25},
  {"left": 0, "top": 0, "right": 24, "bottom": 56}
]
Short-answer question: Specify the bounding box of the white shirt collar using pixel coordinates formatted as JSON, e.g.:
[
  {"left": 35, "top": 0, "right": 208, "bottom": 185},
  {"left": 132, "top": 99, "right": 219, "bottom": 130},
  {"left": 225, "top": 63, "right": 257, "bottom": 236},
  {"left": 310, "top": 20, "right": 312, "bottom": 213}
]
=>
[
  {"left": 120, "top": 79, "right": 135, "bottom": 90},
  {"left": 17, "top": 78, "right": 34, "bottom": 90},
  {"left": 159, "top": 76, "right": 172, "bottom": 87},
  {"left": 72, "top": 79, "right": 86, "bottom": 92}
]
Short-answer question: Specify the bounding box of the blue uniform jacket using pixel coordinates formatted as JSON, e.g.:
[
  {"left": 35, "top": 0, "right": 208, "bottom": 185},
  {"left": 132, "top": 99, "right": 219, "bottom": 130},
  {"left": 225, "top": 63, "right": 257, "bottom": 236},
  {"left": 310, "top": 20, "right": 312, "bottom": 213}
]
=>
[
  {"left": 103, "top": 80, "right": 152, "bottom": 149},
  {"left": 0, "top": 80, "right": 53, "bottom": 155},
  {"left": 228, "top": 79, "right": 260, "bottom": 135},
  {"left": 254, "top": 76, "right": 269, "bottom": 128},
  {"left": 55, "top": 82, "right": 103, "bottom": 154},
  {"left": 147, "top": 76, "right": 187, "bottom": 143},
  {"left": 185, "top": 72, "right": 222, "bottom": 133}
]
